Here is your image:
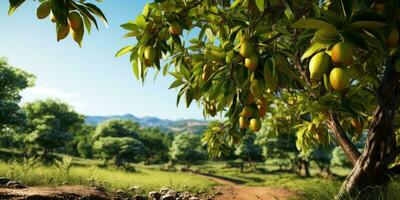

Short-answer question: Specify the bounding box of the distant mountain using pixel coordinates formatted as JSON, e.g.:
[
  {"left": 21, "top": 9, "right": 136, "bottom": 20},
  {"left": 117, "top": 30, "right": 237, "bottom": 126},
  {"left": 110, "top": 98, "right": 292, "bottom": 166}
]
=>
[{"left": 85, "top": 114, "right": 208, "bottom": 134}]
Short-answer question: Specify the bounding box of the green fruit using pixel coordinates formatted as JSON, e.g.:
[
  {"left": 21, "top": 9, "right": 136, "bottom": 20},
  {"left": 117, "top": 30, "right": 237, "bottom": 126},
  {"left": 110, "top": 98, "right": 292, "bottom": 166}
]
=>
[
  {"left": 68, "top": 12, "right": 83, "bottom": 31},
  {"left": 169, "top": 22, "right": 182, "bottom": 35},
  {"left": 158, "top": 27, "right": 169, "bottom": 40},
  {"left": 239, "top": 116, "right": 249, "bottom": 129},
  {"left": 309, "top": 52, "right": 330, "bottom": 80},
  {"left": 250, "top": 79, "right": 265, "bottom": 98},
  {"left": 240, "top": 41, "right": 254, "bottom": 58},
  {"left": 242, "top": 106, "right": 254, "bottom": 118},
  {"left": 249, "top": 118, "right": 262, "bottom": 132},
  {"left": 329, "top": 67, "right": 350, "bottom": 91},
  {"left": 245, "top": 55, "right": 258, "bottom": 70},
  {"left": 387, "top": 28, "right": 399, "bottom": 47},
  {"left": 331, "top": 42, "right": 353, "bottom": 65},
  {"left": 57, "top": 24, "right": 70, "bottom": 41},
  {"left": 222, "top": 41, "right": 234, "bottom": 51},
  {"left": 144, "top": 46, "right": 156, "bottom": 61},
  {"left": 37, "top": 2, "right": 50, "bottom": 19}
]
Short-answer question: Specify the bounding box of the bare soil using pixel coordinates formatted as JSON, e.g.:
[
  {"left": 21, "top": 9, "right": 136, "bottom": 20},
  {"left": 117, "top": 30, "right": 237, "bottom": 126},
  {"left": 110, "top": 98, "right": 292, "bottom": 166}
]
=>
[
  {"left": 0, "top": 185, "right": 114, "bottom": 200},
  {"left": 197, "top": 173, "right": 297, "bottom": 200}
]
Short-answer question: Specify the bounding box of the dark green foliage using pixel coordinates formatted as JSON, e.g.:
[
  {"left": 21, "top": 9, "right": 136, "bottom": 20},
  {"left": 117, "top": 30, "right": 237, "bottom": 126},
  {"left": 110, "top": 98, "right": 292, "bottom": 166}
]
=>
[
  {"left": 234, "top": 134, "right": 262, "bottom": 163},
  {"left": 92, "top": 119, "right": 139, "bottom": 140},
  {"left": 137, "top": 127, "right": 173, "bottom": 163},
  {"left": 0, "top": 58, "right": 34, "bottom": 128},
  {"left": 23, "top": 99, "right": 84, "bottom": 157},
  {"left": 169, "top": 133, "right": 207, "bottom": 164}
]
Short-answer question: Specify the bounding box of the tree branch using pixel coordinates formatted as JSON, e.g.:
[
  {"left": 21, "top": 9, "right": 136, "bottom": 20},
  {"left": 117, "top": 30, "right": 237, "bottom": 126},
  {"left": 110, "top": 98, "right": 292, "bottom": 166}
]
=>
[
  {"left": 328, "top": 113, "right": 361, "bottom": 165},
  {"left": 389, "top": 164, "right": 400, "bottom": 174}
]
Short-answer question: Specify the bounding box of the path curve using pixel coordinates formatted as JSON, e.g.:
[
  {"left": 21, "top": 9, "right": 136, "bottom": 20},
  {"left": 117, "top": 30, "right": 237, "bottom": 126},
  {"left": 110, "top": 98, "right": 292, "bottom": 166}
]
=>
[{"left": 195, "top": 172, "right": 297, "bottom": 200}]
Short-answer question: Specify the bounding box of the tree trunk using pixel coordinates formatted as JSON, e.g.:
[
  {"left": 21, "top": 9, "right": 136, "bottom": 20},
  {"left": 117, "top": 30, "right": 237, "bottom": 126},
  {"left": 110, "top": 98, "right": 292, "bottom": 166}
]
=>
[
  {"left": 338, "top": 56, "right": 400, "bottom": 199},
  {"left": 42, "top": 148, "right": 48, "bottom": 158}
]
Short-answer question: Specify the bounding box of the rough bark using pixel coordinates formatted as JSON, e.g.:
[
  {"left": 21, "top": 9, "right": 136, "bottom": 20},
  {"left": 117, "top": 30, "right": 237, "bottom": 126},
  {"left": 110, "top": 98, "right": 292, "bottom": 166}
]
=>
[
  {"left": 328, "top": 113, "right": 361, "bottom": 165},
  {"left": 338, "top": 56, "right": 400, "bottom": 199}
]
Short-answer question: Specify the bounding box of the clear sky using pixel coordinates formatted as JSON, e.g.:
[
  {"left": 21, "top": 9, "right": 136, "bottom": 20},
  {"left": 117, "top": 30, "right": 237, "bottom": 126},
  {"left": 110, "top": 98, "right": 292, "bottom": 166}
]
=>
[{"left": 0, "top": 0, "right": 207, "bottom": 120}]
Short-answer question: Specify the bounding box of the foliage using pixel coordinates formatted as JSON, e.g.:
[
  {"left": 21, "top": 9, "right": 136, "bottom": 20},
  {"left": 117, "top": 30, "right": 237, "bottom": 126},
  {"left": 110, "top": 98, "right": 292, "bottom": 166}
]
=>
[
  {"left": 137, "top": 127, "right": 173, "bottom": 163},
  {"left": 331, "top": 146, "right": 352, "bottom": 168},
  {"left": 0, "top": 58, "right": 34, "bottom": 128},
  {"left": 169, "top": 133, "right": 207, "bottom": 164},
  {"left": 234, "top": 133, "right": 262, "bottom": 162},
  {"left": 93, "top": 119, "right": 140, "bottom": 140},
  {"left": 23, "top": 99, "right": 84, "bottom": 155},
  {"left": 93, "top": 136, "right": 145, "bottom": 166}
]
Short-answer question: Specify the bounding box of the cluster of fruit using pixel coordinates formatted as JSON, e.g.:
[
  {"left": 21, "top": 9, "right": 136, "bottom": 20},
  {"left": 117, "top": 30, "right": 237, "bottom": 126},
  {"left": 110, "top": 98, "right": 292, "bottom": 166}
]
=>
[
  {"left": 239, "top": 96, "right": 267, "bottom": 132},
  {"left": 36, "top": 1, "right": 87, "bottom": 45},
  {"left": 309, "top": 42, "right": 354, "bottom": 91}
]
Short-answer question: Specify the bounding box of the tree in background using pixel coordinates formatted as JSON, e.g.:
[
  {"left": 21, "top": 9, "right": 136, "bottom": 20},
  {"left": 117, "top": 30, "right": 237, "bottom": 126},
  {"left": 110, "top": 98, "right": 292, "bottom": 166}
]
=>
[
  {"left": 93, "top": 119, "right": 144, "bottom": 166},
  {"left": 138, "top": 127, "right": 173, "bottom": 164},
  {"left": 0, "top": 58, "right": 34, "bottom": 128},
  {"left": 331, "top": 146, "right": 353, "bottom": 168},
  {"left": 169, "top": 133, "right": 206, "bottom": 165},
  {"left": 23, "top": 99, "right": 83, "bottom": 158},
  {"left": 234, "top": 133, "right": 262, "bottom": 167},
  {"left": 66, "top": 124, "right": 95, "bottom": 158},
  {"left": 7, "top": 0, "right": 400, "bottom": 197},
  {"left": 92, "top": 119, "right": 139, "bottom": 140},
  {"left": 93, "top": 136, "right": 145, "bottom": 166}
]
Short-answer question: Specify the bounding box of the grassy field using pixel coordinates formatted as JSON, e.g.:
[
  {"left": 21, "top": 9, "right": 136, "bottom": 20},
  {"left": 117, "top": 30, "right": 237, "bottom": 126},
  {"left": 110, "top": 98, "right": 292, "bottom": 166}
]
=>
[{"left": 0, "top": 157, "right": 215, "bottom": 195}]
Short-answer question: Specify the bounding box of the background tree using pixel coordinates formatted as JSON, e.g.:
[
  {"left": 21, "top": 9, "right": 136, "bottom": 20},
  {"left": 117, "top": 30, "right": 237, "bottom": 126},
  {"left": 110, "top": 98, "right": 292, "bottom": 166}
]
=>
[
  {"left": 65, "top": 124, "right": 95, "bottom": 158},
  {"left": 0, "top": 58, "right": 34, "bottom": 128},
  {"left": 234, "top": 133, "right": 262, "bottom": 167},
  {"left": 137, "top": 127, "right": 173, "bottom": 164},
  {"left": 93, "top": 119, "right": 144, "bottom": 165},
  {"left": 93, "top": 136, "right": 145, "bottom": 166},
  {"left": 23, "top": 99, "right": 83, "bottom": 158},
  {"left": 169, "top": 133, "right": 206, "bottom": 165},
  {"left": 331, "top": 146, "right": 353, "bottom": 168}
]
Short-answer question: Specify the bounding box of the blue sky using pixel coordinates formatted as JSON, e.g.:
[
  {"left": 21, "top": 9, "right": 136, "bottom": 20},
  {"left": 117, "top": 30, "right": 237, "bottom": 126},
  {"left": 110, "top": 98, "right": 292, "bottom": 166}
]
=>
[{"left": 0, "top": 0, "right": 207, "bottom": 120}]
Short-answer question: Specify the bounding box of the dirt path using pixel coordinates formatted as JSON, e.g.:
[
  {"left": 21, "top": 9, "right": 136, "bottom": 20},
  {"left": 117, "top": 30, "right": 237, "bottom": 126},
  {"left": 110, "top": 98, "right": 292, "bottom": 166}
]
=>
[{"left": 196, "top": 173, "right": 297, "bottom": 200}]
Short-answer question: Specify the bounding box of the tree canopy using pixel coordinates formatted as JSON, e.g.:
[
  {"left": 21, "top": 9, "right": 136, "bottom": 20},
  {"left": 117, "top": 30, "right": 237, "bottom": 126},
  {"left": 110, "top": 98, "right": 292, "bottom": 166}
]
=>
[{"left": 0, "top": 58, "right": 34, "bottom": 128}]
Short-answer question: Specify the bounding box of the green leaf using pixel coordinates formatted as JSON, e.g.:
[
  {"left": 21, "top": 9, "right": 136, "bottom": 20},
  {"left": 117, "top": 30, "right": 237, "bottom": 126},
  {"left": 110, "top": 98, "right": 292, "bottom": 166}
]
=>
[
  {"left": 8, "top": 0, "right": 26, "bottom": 15},
  {"left": 230, "top": 0, "right": 242, "bottom": 9},
  {"left": 349, "top": 21, "right": 387, "bottom": 29},
  {"left": 169, "top": 79, "right": 184, "bottom": 89},
  {"left": 120, "top": 22, "right": 139, "bottom": 30},
  {"left": 132, "top": 59, "right": 139, "bottom": 80},
  {"left": 301, "top": 43, "right": 326, "bottom": 61},
  {"left": 292, "top": 19, "right": 337, "bottom": 33},
  {"left": 84, "top": 3, "right": 108, "bottom": 28},
  {"left": 122, "top": 30, "right": 140, "bottom": 38},
  {"left": 83, "top": 16, "right": 92, "bottom": 34},
  {"left": 255, "top": 0, "right": 264, "bottom": 12},
  {"left": 115, "top": 46, "right": 134, "bottom": 57}
]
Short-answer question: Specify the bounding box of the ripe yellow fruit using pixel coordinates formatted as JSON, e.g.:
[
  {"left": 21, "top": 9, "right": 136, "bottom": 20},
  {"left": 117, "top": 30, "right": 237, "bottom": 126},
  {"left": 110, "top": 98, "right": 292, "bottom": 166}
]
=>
[
  {"left": 245, "top": 55, "right": 258, "bottom": 70},
  {"left": 51, "top": 14, "right": 56, "bottom": 23},
  {"left": 242, "top": 106, "right": 254, "bottom": 118},
  {"left": 169, "top": 22, "right": 182, "bottom": 35},
  {"left": 387, "top": 28, "right": 399, "bottom": 48},
  {"left": 329, "top": 68, "right": 350, "bottom": 91},
  {"left": 239, "top": 116, "right": 249, "bottom": 129},
  {"left": 239, "top": 41, "right": 254, "bottom": 58},
  {"left": 68, "top": 12, "right": 83, "bottom": 31},
  {"left": 249, "top": 118, "right": 262, "bottom": 132},
  {"left": 309, "top": 52, "right": 330, "bottom": 80},
  {"left": 250, "top": 79, "right": 265, "bottom": 98},
  {"left": 331, "top": 42, "right": 353, "bottom": 65},
  {"left": 350, "top": 118, "right": 363, "bottom": 134}
]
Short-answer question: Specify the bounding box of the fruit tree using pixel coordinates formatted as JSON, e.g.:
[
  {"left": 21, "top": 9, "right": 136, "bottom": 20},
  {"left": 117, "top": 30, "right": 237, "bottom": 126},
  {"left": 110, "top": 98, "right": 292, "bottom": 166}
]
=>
[{"left": 7, "top": 0, "right": 400, "bottom": 198}]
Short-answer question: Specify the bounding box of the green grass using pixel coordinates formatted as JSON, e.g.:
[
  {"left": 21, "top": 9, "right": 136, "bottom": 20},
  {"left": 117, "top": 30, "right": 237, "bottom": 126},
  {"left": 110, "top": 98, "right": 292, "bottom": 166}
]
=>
[{"left": 0, "top": 159, "right": 215, "bottom": 195}]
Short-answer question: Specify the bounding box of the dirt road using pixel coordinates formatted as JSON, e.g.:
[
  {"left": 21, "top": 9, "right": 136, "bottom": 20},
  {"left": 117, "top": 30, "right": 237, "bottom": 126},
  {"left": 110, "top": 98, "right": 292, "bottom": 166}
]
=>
[{"left": 197, "top": 173, "right": 297, "bottom": 200}]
